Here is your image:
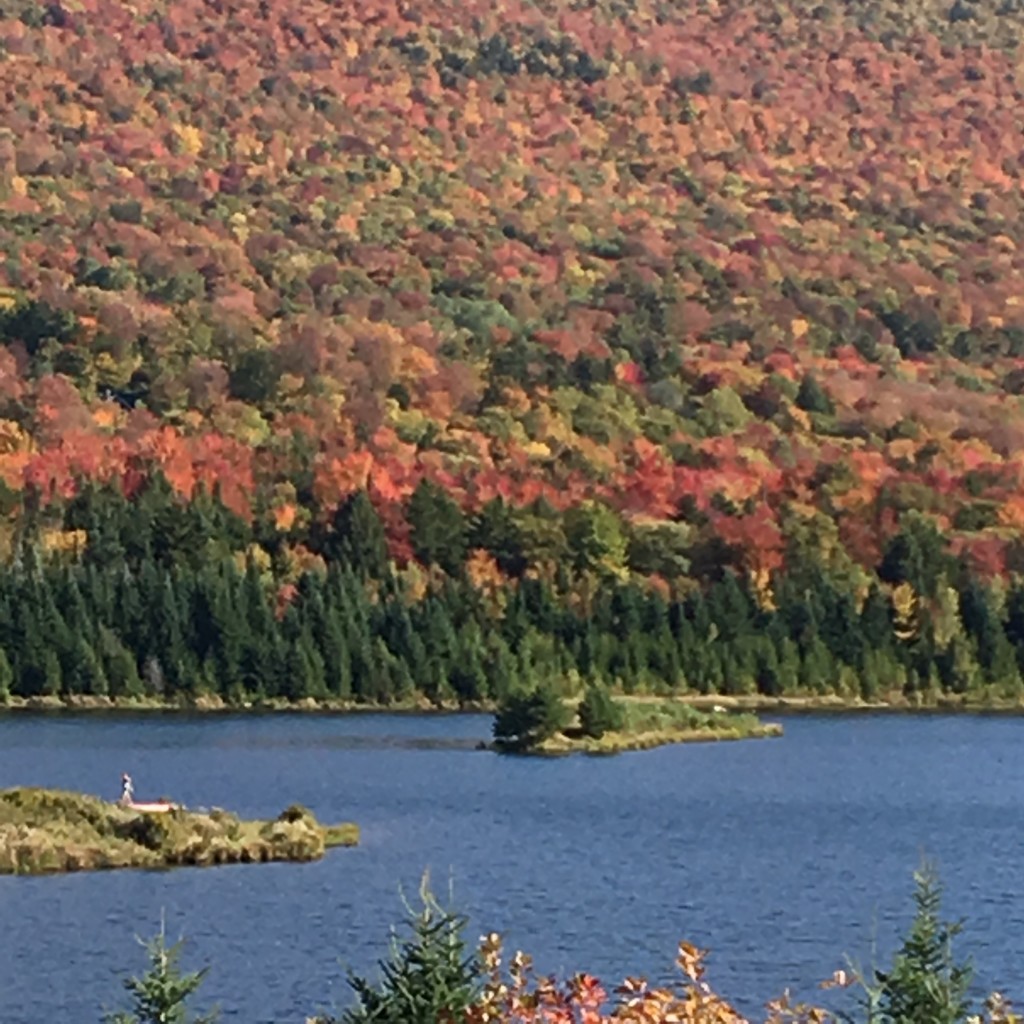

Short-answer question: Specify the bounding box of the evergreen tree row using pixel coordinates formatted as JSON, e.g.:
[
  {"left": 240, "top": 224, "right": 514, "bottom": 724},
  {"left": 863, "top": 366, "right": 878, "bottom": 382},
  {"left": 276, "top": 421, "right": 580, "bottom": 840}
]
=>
[{"left": 0, "top": 476, "right": 1020, "bottom": 705}]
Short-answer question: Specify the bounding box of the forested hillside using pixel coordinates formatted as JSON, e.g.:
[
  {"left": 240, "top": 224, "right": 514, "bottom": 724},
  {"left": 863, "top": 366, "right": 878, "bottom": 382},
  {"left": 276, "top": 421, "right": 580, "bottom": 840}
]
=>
[{"left": 3, "top": 0, "right": 1024, "bottom": 702}]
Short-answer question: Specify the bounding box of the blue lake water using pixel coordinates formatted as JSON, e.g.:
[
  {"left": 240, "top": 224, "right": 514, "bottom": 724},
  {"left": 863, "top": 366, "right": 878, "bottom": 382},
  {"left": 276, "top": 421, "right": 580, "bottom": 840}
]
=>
[{"left": 1, "top": 712, "right": 1023, "bottom": 1022}]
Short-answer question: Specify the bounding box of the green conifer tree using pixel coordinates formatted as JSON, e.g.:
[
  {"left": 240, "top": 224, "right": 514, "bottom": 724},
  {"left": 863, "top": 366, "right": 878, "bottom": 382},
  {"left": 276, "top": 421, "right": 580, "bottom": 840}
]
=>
[
  {"left": 211, "top": 581, "right": 245, "bottom": 694},
  {"left": 106, "top": 918, "right": 218, "bottom": 1024},
  {"left": 577, "top": 684, "right": 624, "bottom": 738},
  {"left": 939, "top": 634, "right": 982, "bottom": 695},
  {"left": 449, "top": 622, "right": 488, "bottom": 703},
  {"left": 314, "top": 877, "right": 480, "bottom": 1024},
  {"left": 878, "top": 512, "right": 950, "bottom": 600},
  {"left": 406, "top": 479, "right": 467, "bottom": 576},
  {"left": 326, "top": 490, "right": 390, "bottom": 579},
  {"left": 319, "top": 613, "right": 352, "bottom": 699},
  {"left": 0, "top": 647, "right": 11, "bottom": 703},
  {"left": 469, "top": 497, "right": 527, "bottom": 576},
  {"left": 776, "top": 636, "right": 801, "bottom": 694},
  {"left": 754, "top": 637, "right": 783, "bottom": 696},
  {"left": 100, "top": 628, "right": 144, "bottom": 699},
  {"left": 795, "top": 372, "right": 834, "bottom": 415},
  {"left": 42, "top": 648, "right": 62, "bottom": 697},
  {"left": 348, "top": 630, "right": 376, "bottom": 702},
  {"left": 76, "top": 636, "right": 108, "bottom": 696},
  {"left": 707, "top": 573, "right": 754, "bottom": 642},
  {"left": 800, "top": 636, "right": 835, "bottom": 693},
  {"left": 861, "top": 865, "right": 973, "bottom": 1024},
  {"left": 563, "top": 501, "right": 628, "bottom": 578},
  {"left": 419, "top": 657, "right": 450, "bottom": 707},
  {"left": 492, "top": 683, "right": 569, "bottom": 751}
]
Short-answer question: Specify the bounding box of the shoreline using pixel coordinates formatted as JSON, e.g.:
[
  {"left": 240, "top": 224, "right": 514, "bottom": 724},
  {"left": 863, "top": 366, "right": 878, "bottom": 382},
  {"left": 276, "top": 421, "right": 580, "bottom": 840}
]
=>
[
  {"left": 2, "top": 692, "right": 1024, "bottom": 719},
  {"left": 0, "top": 694, "right": 488, "bottom": 716}
]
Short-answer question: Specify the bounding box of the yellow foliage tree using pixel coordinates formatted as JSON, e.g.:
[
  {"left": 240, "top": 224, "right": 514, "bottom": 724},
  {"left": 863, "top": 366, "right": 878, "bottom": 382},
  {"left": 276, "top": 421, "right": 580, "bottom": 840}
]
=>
[{"left": 892, "top": 581, "right": 919, "bottom": 642}]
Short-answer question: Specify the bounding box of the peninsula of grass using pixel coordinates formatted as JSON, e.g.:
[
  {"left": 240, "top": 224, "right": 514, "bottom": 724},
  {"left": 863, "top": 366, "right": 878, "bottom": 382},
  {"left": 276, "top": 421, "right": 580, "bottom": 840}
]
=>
[
  {"left": 542, "top": 704, "right": 783, "bottom": 754},
  {"left": 493, "top": 686, "right": 783, "bottom": 755},
  {"left": 0, "top": 788, "right": 358, "bottom": 876}
]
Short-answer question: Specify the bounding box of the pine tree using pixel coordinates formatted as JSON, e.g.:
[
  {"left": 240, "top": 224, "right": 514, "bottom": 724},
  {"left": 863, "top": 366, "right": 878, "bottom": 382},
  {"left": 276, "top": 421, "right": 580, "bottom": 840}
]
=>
[
  {"left": 283, "top": 630, "right": 326, "bottom": 701},
  {"left": 867, "top": 865, "right": 972, "bottom": 1024},
  {"left": 42, "top": 648, "right": 62, "bottom": 697},
  {"left": 319, "top": 613, "right": 352, "bottom": 699},
  {"left": 314, "top": 876, "right": 480, "bottom": 1024},
  {"left": 821, "top": 588, "right": 863, "bottom": 667},
  {"left": 74, "top": 636, "right": 108, "bottom": 696},
  {"left": 492, "top": 683, "right": 569, "bottom": 751},
  {"left": 649, "top": 623, "right": 683, "bottom": 690},
  {"left": 483, "top": 636, "right": 517, "bottom": 702},
  {"left": 0, "top": 647, "right": 11, "bottom": 703},
  {"left": 419, "top": 657, "right": 450, "bottom": 707},
  {"left": 469, "top": 497, "right": 527, "bottom": 576},
  {"left": 347, "top": 629, "right": 376, "bottom": 702},
  {"left": 304, "top": 630, "right": 328, "bottom": 699},
  {"left": 707, "top": 573, "right": 754, "bottom": 642},
  {"left": 688, "top": 642, "right": 724, "bottom": 695},
  {"left": 448, "top": 622, "right": 488, "bottom": 703},
  {"left": 325, "top": 490, "right": 390, "bottom": 579},
  {"left": 100, "top": 629, "right": 144, "bottom": 699},
  {"left": 145, "top": 477, "right": 203, "bottom": 569},
  {"left": 419, "top": 599, "right": 459, "bottom": 669},
  {"left": 106, "top": 918, "right": 218, "bottom": 1024},
  {"left": 959, "top": 579, "right": 1004, "bottom": 674},
  {"left": 391, "top": 656, "right": 417, "bottom": 704},
  {"left": 878, "top": 512, "right": 950, "bottom": 600},
  {"left": 754, "top": 637, "right": 783, "bottom": 696},
  {"left": 58, "top": 571, "right": 96, "bottom": 645},
  {"left": 142, "top": 656, "right": 166, "bottom": 700},
  {"left": 1004, "top": 580, "right": 1024, "bottom": 654},
  {"left": 776, "top": 636, "right": 801, "bottom": 695},
  {"left": 800, "top": 636, "right": 835, "bottom": 693},
  {"left": 939, "top": 634, "right": 982, "bottom": 695},
  {"left": 148, "top": 575, "right": 188, "bottom": 696},
  {"left": 380, "top": 601, "right": 418, "bottom": 668},
  {"left": 795, "top": 372, "right": 834, "bottom": 415},
  {"left": 577, "top": 683, "right": 624, "bottom": 738},
  {"left": 406, "top": 479, "right": 467, "bottom": 577},
  {"left": 368, "top": 638, "right": 398, "bottom": 704},
  {"left": 860, "top": 581, "right": 892, "bottom": 651},
  {"left": 210, "top": 578, "right": 244, "bottom": 694},
  {"left": 563, "top": 500, "right": 628, "bottom": 578}
]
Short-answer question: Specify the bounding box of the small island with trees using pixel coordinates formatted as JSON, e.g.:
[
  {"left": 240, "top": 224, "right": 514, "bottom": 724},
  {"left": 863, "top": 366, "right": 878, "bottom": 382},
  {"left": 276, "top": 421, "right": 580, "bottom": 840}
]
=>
[
  {"left": 0, "top": 787, "right": 359, "bottom": 875},
  {"left": 491, "top": 684, "right": 782, "bottom": 754}
]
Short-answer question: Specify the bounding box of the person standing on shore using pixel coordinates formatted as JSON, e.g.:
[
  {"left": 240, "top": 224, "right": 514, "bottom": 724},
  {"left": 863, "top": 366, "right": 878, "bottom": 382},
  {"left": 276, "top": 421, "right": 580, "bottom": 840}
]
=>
[{"left": 120, "top": 773, "right": 134, "bottom": 805}]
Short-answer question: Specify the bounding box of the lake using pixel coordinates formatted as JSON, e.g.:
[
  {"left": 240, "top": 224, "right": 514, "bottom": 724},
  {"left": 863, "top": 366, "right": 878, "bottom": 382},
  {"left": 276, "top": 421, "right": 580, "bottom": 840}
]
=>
[{"left": 1, "top": 711, "right": 1023, "bottom": 1022}]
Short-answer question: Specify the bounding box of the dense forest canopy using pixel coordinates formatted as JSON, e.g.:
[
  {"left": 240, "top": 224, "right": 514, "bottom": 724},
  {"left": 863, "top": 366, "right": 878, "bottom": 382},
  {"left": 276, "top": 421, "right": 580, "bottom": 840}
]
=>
[{"left": 2, "top": 0, "right": 1024, "bottom": 700}]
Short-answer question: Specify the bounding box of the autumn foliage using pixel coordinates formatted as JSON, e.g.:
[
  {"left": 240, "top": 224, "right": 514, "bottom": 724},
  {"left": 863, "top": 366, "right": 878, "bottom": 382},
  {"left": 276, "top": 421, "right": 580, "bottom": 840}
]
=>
[
  {"left": 468, "top": 935, "right": 829, "bottom": 1024},
  {"left": 2, "top": 0, "right": 1024, "bottom": 586}
]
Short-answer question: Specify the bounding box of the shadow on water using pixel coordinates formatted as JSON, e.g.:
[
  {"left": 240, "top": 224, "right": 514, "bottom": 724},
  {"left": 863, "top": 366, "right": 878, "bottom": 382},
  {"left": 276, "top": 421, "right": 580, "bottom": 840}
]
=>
[{"left": 210, "top": 734, "right": 490, "bottom": 752}]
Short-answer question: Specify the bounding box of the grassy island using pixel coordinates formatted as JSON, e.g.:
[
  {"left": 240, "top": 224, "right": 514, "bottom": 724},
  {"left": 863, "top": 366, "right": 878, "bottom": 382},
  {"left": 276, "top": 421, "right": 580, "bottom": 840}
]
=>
[
  {"left": 0, "top": 788, "right": 358, "bottom": 875},
  {"left": 493, "top": 688, "right": 782, "bottom": 755},
  {"left": 538, "top": 704, "right": 783, "bottom": 754}
]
